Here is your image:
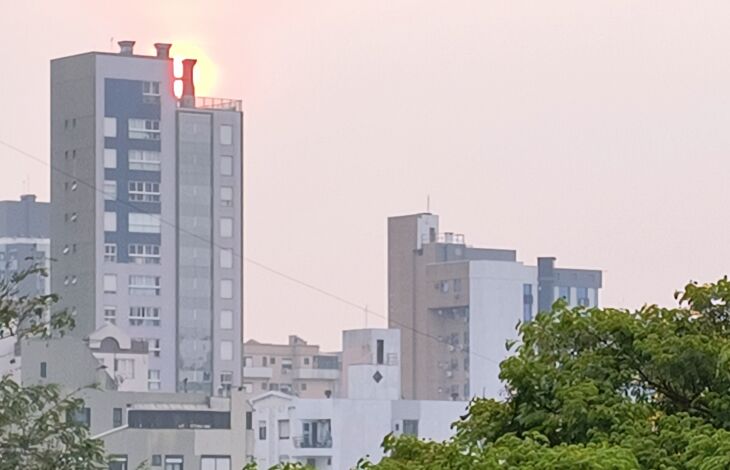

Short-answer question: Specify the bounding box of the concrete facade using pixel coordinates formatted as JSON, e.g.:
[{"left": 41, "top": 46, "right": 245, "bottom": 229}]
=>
[
  {"left": 388, "top": 213, "right": 602, "bottom": 401},
  {"left": 50, "top": 42, "right": 243, "bottom": 394}
]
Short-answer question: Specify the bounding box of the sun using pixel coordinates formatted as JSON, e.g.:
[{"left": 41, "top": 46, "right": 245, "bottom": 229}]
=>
[{"left": 167, "top": 41, "right": 218, "bottom": 98}]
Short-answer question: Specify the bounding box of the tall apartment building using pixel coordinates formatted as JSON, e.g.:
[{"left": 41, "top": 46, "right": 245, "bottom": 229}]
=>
[
  {"left": 243, "top": 336, "right": 340, "bottom": 398},
  {"left": 388, "top": 213, "right": 602, "bottom": 400},
  {"left": 50, "top": 41, "right": 243, "bottom": 395},
  {"left": 0, "top": 194, "right": 50, "bottom": 296}
]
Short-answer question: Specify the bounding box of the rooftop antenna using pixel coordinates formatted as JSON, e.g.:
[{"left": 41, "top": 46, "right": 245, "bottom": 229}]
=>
[
  {"left": 364, "top": 304, "right": 369, "bottom": 329},
  {"left": 426, "top": 194, "right": 431, "bottom": 213}
]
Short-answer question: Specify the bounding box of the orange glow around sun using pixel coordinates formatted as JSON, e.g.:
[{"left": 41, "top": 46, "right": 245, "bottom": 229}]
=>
[{"left": 167, "top": 41, "right": 218, "bottom": 98}]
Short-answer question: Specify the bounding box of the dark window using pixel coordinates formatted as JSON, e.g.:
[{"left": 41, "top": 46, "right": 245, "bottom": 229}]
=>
[
  {"left": 68, "top": 407, "right": 91, "bottom": 428},
  {"left": 376, "top": 339, "right": 384, "bottom": 365},
  {"left": 403, "top": 420, "right": 419, "bottom": 436},
  {"left": 40, "top": 361, "right": 47, "bottom": 378},
  {"left": 270, "top": 357, "right": 276, "bottom": 365},
  {"left": 113, "top": 408, "right": 123, "bottom": 427},
  {"left": 303, "top": 357, "right": 310, "bottom": 365},
  {"left": 558, "top": 286, "right": 571, "bottom": 303},
  {"left": 262, "top": 357, "right": 267, "bottom": 367},
  {"left": 258, "top": 421, "right": 267, "bottom": 440},
  {"left": 523, "top": 283, "right": 533, "bottom": 323},
  {"left": 164, "top": 456, "right": 183, "bottom": 470},
  {"left": 151, "top": 455, "right": 162, "bottom": 466},
  {"left": 246, "top": 411, "right": 253, "bottom": 430},
  {"left": 127, "top": 410, "right": 230, "bottom": 429},
  {"left": 109, "top": 455, "right": 128, "bottom": 470}
]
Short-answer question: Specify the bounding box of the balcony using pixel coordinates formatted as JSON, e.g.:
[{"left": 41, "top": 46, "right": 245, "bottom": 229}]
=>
[
  {"left": 293, "top": 368, "right": 340, "bottom": 381},
  {"left": 243, "top": 366, "right": 273, "bottom": 379},
  {"left": 293, "top": 419, "right": 332, "bottom": 449}
]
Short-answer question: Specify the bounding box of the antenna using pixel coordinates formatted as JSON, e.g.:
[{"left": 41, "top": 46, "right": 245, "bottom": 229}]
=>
[
  {"left": 426, "top": 194, "right": 430, "bottom": 213},
  {"left": 364, "top": 304, "right": 369, "bottom": 329}
]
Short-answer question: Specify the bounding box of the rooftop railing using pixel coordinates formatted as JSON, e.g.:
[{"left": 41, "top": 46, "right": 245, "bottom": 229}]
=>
[{"left": 189, "top": 96, "right": 243, "bottom": 112}]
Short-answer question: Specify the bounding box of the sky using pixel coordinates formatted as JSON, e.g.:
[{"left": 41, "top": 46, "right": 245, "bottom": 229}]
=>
[{"left": 1, "top": 1, "right": 729, "bottom": 351}]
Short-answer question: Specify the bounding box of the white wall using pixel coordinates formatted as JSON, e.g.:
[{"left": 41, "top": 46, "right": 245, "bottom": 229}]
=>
[{"left": 468, "top": 260, "right": 536, "bottom": 399}]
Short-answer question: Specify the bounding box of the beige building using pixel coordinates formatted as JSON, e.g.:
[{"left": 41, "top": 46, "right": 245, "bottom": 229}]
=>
[
  {"left": 243, "top": 336, "right": 340, "bottom": 398},
  {"left": 388, "top": 213, "right": 603, "bottom": 401}
]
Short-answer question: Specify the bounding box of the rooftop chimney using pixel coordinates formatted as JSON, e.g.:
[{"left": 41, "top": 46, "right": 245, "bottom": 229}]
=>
[
  {"left": 118, "top": 40, "right": 135, "bottom": 56},
  {"left": 154, "top": 43, "right": 172, "bottom": 59},
  {"left": 180, "top": 58, "right": 197, "bottom": 108}
]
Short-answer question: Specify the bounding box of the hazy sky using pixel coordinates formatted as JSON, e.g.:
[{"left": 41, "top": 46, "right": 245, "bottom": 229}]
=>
[{"left": 1, "top": 1, "right": 729, "bottom": 350}]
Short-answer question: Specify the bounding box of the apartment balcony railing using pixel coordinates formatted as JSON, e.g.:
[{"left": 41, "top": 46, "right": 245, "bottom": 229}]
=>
[
  {"left": 292, "top": 436, "right": 333, "bottom": 449},
  {"left": 191, "top": 96, "right": 243, "bottom": 112}
]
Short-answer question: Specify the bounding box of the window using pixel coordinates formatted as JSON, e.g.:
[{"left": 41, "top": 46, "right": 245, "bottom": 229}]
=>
[
  {"left": 221, "top": 156, "right": 233, "bottom": 176},
  {"left": 148, "top": 338, "right": 161, "bottom": 357},
  {"left": 103, "top": 180, "right": 117, "bottom": 200},
  {"left": 220, "top": 310, "right": 233, "bottom": 330},
  {"left": 69, "top": 407, "right": 91, "bottom": 428},
  {"left": 453, "top": 278, "right": 462, "bottom": 292},
  {"left": 104, "top": 243, "right": 117, "bottom": 262},
  {"left": 129, "top": 275, "right": 161, "bottom": 296},
  {"left": 40, "top": 361, "right": 47, "bottom": 378},
  {"left": 242, "top": 383, "right": 253, "bottom": 393},
  {"left": 113, "top": 407, "right": 123, "bottom": 427},
  {"left": 220, "top": 125, "right": 233, "bottom": 145},
  {"left": 262, "top": 357, "right": 268, "bottom": 367},
  {"left": 220, "top": 186, "right": 233, "bottom": 206},
  {"left": 245, "top": 412, "right": 253, "bottom": 429},
  {"left": 376, "top": 339, "right": 385, "bottom": 365},
  {"left": 129, "top": 307, "right": 161, "bottom": 326},
  {"left": 128, "top": 150, "right": 161, "bottom": 171},
  {"left": 104, "top": 149, "right": 117, "bottom": 168},
  {"left": 300, "top": 383, "right": 307, "bottom": 391},
  {"left": 523, "top": 283, "right": 533, "bottom": 323},
  {"left": 220, "top": 249, "right": 233, "bottom": 268},
  {"left": 220, "top": 218, "right": 233, "bottom": 238},
  {"left": 152, "top": 455, "right": 162, "bottom": 466},
  {"left": 281, "top": 358, "right": 292, "bottom": 371},
  {"left": 104, "top": 274, "right": 117, "bottom": 293},
  {"left": 278, "top": 419, "right": 290, "bottom": 439},
  {"left": 104, "top": 306, "right": 116, "bottom": 324},
  {"left": 104, "top": 117, "right": 117, "bottom": 137},
  {"left": 270, "top": 358, "right": 276, "bottom": 365},
  {"left": 128, "top": 244, "right": 160, "bottom": 264},
  {"left": 142, "top": 81, "right": 160, "bottom": 103},
  {"left": 128, "top": 119, "right": 160, "bottom": 140},
  {"left": 164, "top": 456, "right": 183, "bottom": 470},
  {"left": 109, "top": 456, "right": 128, "bottom": 470},
  {"left": 201, "top": 457, "right": 231, "bottom": 470},
  {"left": 220, "top": 341, "right": 233, "bottom": 360},
  {"left": 558, "top": 286, "right": 571, "bottom": 303},
  {"left": 115, "top": 358, "right": 135, "bottom": 379},
  {"left": 403, "top": 419, "right": 419, "bottom": 436},
  {"left": 148, "top": 369, "right": 161, "bottom": 390},
  {"left": 258, "top": 421, "right": 267, "bottom": 440},
  {"left": 128, "top": 181, "right": 160, "bottom": 202},
  {"left": 220, "top": 279, "right": 233, "bottom": 299},
  {"left": 243, "top": 356, "right": 253, "bottom": 367},
  {"left": 128, "top": 213, "right": 161, "bottom": 233},
  {"left": 303, "top": 357, "right": 310, "bottom": 366},
  {"left": 104, "top": 212, "right": 117, "bottom": 232},
  {"left": 577, "top": 287, "right": 590, "bottom": 307}
]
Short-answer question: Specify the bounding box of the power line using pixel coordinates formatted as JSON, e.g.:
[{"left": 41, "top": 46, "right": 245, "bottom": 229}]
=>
[{"left": 0, "top": 138, "right": 501, "bottom": 366}]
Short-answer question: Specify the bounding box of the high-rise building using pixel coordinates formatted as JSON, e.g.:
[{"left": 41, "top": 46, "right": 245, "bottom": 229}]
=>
[
  {"left": 388, "top": 213, "right": 602, "bottom": 400},
  {"left": 50, "top": 41, "right": 243, "bottom": 395},
  {"left": 0, "top": 194, "right": 50, "bottom": 296}
]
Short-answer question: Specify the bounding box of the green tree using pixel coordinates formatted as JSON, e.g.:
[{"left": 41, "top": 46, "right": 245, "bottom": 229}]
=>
[
  {"left": 0, "top": 265, "right": 106, "bottom": 470},
  {"left": 358, "top": 278, "right": 730, "bottom": 469}
]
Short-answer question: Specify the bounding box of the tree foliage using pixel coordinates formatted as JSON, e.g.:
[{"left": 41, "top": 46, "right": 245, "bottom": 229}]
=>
[
  {"left": 0, "top": 265, "right": 106, "bottom": 470},
  {"left": 359, "top": 278, "right": 730, "bottom": 469}
]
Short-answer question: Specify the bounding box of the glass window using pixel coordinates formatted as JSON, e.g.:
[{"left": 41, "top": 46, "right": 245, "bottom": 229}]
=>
[
  {"left": 278, "top": 419, "right": 290, "bottom": 439},
  {"left": 220, "top": 279, "right": 233, "bottom": 299},
  {"left": 523, "top": 283, "right": 533, "bottom": 323},
  {"left": 148, "top": 338, "right": 161, "bottom": 357},
  {"left": 258, "top": 421, "right": 267, "bottom": 440},
  {"left": 129, "top": 307, "right": 161, "bottom": 326},
  {"left": 202, "top": 457, "right": 231, "bottom": 470},
  {"left": 104, "top": 117, "right": 117, "bottom": 138},
  {"left": 577, "top": 287, "right": 590, "bottom": 307},
  {"left": 220, "top": 310, "right": 233, "bottom": 330},
  {"left": 220, "top": 125, "right": 233, "bottom": 145},
  {"left": 104, "top": 243, "right": 117, "bottom": 262},
  {"left": 164, "top": 456, "right": 183, "bottom": 470},
  {"left": 558, "top": 286, "right": 571, "bottom": 303},
  {"left": 128, "top": 181, "right": 161, "bottom": 202},
  {"left": 142, "top": 81, "right": 160, "bottom": 103},
  {"left": 221, "top": 156, "right": 233, "bottom": 176},
  {"left": 220, "top": 249, "right": 233, "bottom": 268},
  {"left": 220, "top": 218, "right": 233, "bottom": 238},
  {"left": 128, "top": 150, "right": 161, "bottom": 171},
  {"left": 104, "top": 149, "right": 117, "bottom": 168},
  {"left": 103, "top": 274, "right": 117, "bottom": 293},
  {"left": 104, "top": 306, "right": 116, "bottom": 324},
  {"left": 128, "top": 244, "right": 160, "bottom": 264},
  {"left": 69, "top": 407, "right": 91, "bottom": 428},
  {"left": 403, "top": 419, "right": 419, "bottom": 436},
  {"left": 113, "top": 407, "right": 123, "bottom": 427},
  {"left": 103, "top": 180, "right": 117, "bottom": 201},
  {"left": 128, "top": 275, "right": 161, "bottom": 296},
  {"left": 220, "top": 341, "right": 233, "bottom": 360},
  {"left": 128, "top": 213, "right": 161, "bottom": 233},
  {"left": 109, "top": 456, "right": 128, "bottom": 470},
  {"left": 40, "top": 361, "right": 47, "bottom": 378},
  {"left": 114, "top": 358, "right": 135, "bottom": 379},
  {"left": 148, "top": 369, "right": 161, "bottom": 390},
  {"left": 128, "top": 118, "right": 160, "bottom": 140},
  {"left": 104, "top": 212, "right": 117, "bottom": 232},
  {"left": 220, "top": 186, "right": 233, "bottom": 206}
]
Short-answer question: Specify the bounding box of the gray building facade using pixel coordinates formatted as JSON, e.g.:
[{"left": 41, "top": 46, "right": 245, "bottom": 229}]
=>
[{"left": 50, "top": 41, "right": 243, "bottom": 395}]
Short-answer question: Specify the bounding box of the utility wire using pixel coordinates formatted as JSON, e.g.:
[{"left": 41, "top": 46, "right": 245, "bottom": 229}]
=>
[{"left": 0, "top": 138, "right": 502, "bottom": 366}]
